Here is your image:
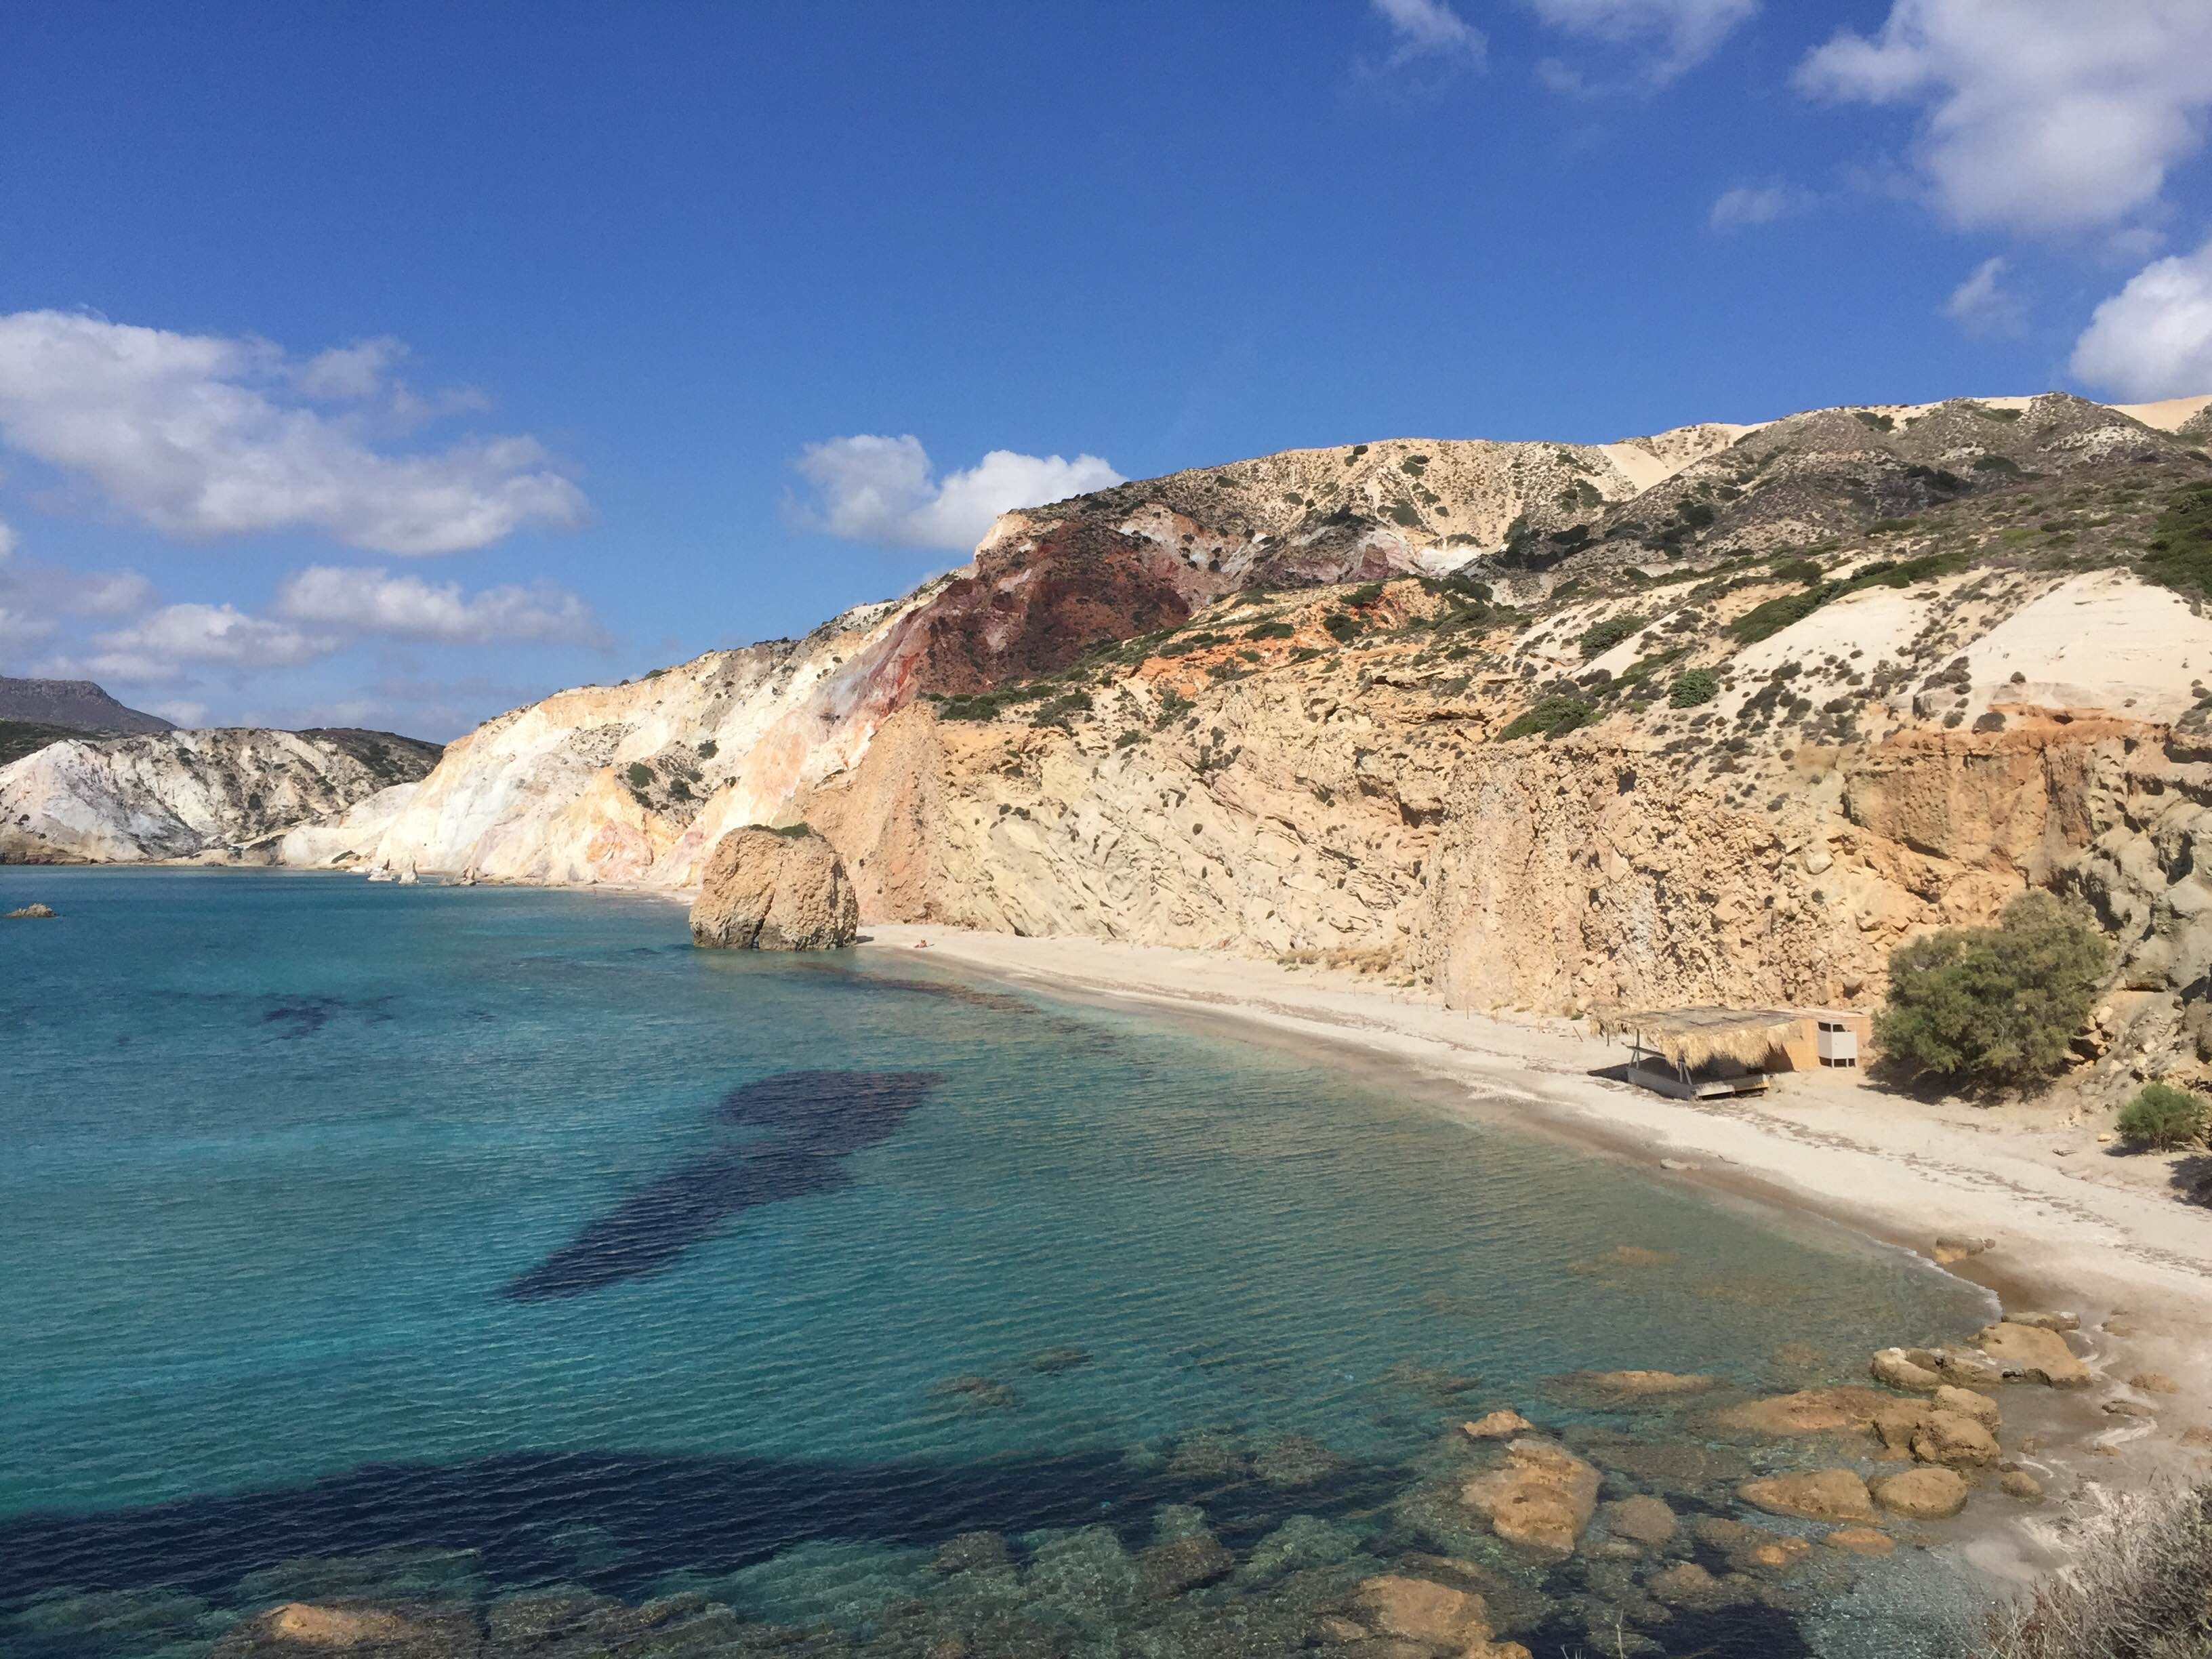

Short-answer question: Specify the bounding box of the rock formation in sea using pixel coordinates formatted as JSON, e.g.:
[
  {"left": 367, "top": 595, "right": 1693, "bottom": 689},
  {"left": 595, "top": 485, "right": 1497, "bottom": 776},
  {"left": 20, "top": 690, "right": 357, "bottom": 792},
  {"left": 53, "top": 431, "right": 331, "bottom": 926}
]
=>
[
  {"left": 9, "top": 388, "right": 2210, "bottom": 1092},
  {"left": 689, "top": 825, "right": 860, "bottom": 950}
]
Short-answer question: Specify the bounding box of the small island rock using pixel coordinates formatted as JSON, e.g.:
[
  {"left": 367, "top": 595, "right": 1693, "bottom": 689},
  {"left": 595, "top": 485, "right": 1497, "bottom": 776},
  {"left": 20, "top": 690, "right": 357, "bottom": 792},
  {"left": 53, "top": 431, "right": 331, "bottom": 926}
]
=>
[
  {"left": 689, "top": 825, "right": 859, "bottom": 951},
  {"left": 5, "top": 902, "right": 56, "bottom": 918}
]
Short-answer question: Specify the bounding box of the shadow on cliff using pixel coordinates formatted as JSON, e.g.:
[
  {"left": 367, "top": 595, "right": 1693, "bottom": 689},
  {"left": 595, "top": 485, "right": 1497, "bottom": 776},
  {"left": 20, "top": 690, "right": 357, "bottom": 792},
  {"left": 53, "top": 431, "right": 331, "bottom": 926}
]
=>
[{"left": 502, "top": 1070, "right": 939, "bottom": 1301}]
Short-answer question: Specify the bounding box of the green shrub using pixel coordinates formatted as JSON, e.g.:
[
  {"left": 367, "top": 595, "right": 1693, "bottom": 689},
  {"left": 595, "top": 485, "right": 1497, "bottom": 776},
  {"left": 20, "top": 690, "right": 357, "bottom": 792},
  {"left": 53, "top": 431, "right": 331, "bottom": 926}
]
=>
[
  {"left": 1113, "top": 729, "right": 1142, "bottom": 750},
  {"left": 1153, "top": 689, "right": 1193, "bottom": 726},
  {"left": 1971, "top": 453, "right": 2022, "bottom": 476},
  {"left": 1245, "top": 620, "right": 1296, "bottom": 640},
  {"left": 1731, "top": 586, "right": 1835, "bottom": 644},
  {"left": 1578, "top": 614, "right": 1647, "bottom": 659},
  {"left": 1874, "top": 892, "right": 2111, "bottom": 1085},
  {"left": 1854, "top": 410, "right": 1895, "bottom": 433},
  {"left": 2144, "top": 481, "right": 2212, "bottom": 598},
  {"left": 1769, "top": 557, "right": 1823, "bottom": 586},
  {"left": 625, "top": 762, "right": 655, "bottom": 790},
  {"left": 1322, "top": 612, "right": 1360, "bottom": 643},
  {"left": 1347, "top": 583, "right": 1385, "bottom": 606},
  {"left": 696, "top": 739, "right": 718, "bottom": 760},
  {"left": 2117, "top": 1083, "right": 2210, "bottom": 1150},
  {"left": 1668, "top": 668, "right": 1721, "bottom": 708},
  {"left": 1497, "top": 696, "right": 1599, "bottom": 742}
]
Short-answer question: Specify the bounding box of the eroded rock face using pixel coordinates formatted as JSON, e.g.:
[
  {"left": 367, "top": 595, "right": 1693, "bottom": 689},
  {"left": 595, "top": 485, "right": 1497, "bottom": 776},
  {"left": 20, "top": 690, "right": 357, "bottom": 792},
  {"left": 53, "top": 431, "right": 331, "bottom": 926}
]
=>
[{"left": 689, "top": 827, "right": 859, "bottom": 951}]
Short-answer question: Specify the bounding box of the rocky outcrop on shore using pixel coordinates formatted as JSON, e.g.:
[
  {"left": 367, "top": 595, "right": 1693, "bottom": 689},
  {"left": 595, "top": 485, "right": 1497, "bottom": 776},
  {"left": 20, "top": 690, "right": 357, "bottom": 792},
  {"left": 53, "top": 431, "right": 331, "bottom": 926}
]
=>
[{"left": 689, "top": 825, "right": 859, "bottom": 951}]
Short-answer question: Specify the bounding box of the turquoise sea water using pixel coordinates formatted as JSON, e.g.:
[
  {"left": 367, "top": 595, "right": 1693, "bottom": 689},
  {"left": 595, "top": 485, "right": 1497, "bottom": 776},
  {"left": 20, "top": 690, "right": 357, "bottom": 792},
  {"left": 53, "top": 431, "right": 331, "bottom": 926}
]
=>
[{"left": 1, "top": 869, "right": 1996, "bottom": 1658}]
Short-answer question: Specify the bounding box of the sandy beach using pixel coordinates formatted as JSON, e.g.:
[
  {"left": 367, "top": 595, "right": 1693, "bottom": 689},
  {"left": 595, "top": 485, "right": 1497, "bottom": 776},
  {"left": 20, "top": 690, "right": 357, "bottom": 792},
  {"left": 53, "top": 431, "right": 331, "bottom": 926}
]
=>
[{"left": 863, "top": 922, "right": 2212, "bottom": 1580}]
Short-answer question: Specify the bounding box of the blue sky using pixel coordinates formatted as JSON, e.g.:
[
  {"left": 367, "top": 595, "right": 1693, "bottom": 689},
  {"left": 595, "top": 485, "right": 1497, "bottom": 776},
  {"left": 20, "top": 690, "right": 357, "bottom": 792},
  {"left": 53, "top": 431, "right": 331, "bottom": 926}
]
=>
[{"left": 3, "top": 1, "right": 2209, "bottom": 738}]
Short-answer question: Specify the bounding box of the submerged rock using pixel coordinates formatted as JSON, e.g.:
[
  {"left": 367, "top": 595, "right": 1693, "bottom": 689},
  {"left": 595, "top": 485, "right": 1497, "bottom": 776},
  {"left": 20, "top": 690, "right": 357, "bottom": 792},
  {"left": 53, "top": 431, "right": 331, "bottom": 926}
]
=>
[
  {"left": 1823, "top": 1526, "right": 1896, "bottom": 1557},
  {"left": 1559, "top": 1369, "right": 1717, "bottom": 1403},
  {"left": 1713, "top": 1386, "right": 1893, "bottom": 1437},
  {"left": 1254, "top": 1434, "right": 1349, "bottom": 1488},
  {"left": 1462, "top": 1410, "right": 1534, "bottom": 1440},
  {"left": 1353, "top": 1575, "right": 1528, "bottom": 1656},
  {"left": 1737, "top": 1469, "right": 1877, "bottom": 1524},
  {"left": 1603, "top": 1495, "right": 1678, "bottom": 1547},
  {"left": 1028, "top": 1345, "right": 1092, "bottom": 1374},
  {"left": 932, "top": 1374, "right": 1018, "bottom": 1411},
  {"left": 212, "top": 1602, "right": 476, "bottom": 1656},
  {"left": 1461, "top": 1438, "right": 1601, "bottom": 1555},
  {"left": 689, "top": 825, "right": 859, "bottom": 951},
  {"left": 1139, "top": 1535, "right": 1235, "bottom": 1599},
  {"left": 934, "top": 1532, "right": 1012, "bottom": 1574}
]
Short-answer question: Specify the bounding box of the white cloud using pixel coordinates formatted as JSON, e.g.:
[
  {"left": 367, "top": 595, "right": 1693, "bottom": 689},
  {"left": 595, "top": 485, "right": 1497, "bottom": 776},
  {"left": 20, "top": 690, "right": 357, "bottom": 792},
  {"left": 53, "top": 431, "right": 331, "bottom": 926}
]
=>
[
  {"left": 274, "top": 565, "right": 609, "bottom": 647},
  {"left": 87, "top": 602, "right": 340, "bottom": 683},
  {"left": 0, "top": 520, "right": 159, "bottom": 632},
  {"left": 792, "top": 435, "right": 1124, "bottom": 552},
  {"left": 0, "top": 310, "right": 588, "bottom": 555},
  {"left": 1709, "top": 184, "right": 1805, "bottom": 229},
  {"left": 0, "top": 604, "right": 55, "bottom": 657},
  {"left": 1372, "top": 0, "right": 1488, "bottom": 68},
  {"left": 1944, "top": 255, "right": 2030, "bottom": 337},
  {"left": 1525, "top": 0, "right": 1758, "bottom": 83},
  {"left": 292, "top": 337, "right": 407, "bottom": 402},
  {"left": 1796, "top": 0, "right": 2212, "bottom": 235},
  {"left": 2070, "top": 235, "right": 2212, "bottom": 401},
  {"left": 148, "top": 700, "right": 209, "bottom": 728}
]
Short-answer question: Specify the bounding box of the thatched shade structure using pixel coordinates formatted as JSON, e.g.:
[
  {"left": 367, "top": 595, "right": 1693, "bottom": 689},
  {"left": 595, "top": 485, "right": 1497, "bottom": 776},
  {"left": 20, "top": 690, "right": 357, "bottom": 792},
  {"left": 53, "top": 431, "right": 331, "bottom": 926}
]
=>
[{"left": 1591, "top": 1007, "right": 1803, "bottom": 1072}]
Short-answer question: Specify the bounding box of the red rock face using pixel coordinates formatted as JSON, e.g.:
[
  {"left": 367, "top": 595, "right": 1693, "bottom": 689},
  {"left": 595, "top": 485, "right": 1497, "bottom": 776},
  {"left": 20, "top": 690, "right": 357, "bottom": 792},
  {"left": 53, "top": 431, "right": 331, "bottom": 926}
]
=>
[{"left": 903, "top": 518, "right": 1205, "bottom": 696}]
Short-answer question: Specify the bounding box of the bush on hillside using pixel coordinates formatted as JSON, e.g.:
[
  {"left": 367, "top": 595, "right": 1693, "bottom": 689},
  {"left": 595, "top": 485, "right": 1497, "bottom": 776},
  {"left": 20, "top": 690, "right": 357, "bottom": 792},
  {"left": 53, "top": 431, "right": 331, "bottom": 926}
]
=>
[
  {"left": 1496, "top": 696, "right": 1599, "bottom": 742},
  {"left": 1578, "top": 614, "right": 1647, "bottom": 659},
  {"left": 2118, "top": 1083, "right": 2211, "bottom": 1151},
  {"left": 1874, "top": 892, "right": 2110, "bottom": 1086},
  {"left": 1668, "top": 668, "right": 1720, "bottom": 708},
  {"left": 1731, "top": 586, "right": 1835, "bottom": 644},
  {"left": 2144, "top": 481, "right": 2212, "bottom": 600}
]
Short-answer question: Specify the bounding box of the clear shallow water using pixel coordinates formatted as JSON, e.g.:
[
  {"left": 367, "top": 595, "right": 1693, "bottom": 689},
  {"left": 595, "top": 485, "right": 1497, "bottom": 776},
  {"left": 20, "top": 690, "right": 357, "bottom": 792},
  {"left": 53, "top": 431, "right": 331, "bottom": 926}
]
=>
[{"left": 1, "top": 869, "right": 1994, "bottom": 1658}]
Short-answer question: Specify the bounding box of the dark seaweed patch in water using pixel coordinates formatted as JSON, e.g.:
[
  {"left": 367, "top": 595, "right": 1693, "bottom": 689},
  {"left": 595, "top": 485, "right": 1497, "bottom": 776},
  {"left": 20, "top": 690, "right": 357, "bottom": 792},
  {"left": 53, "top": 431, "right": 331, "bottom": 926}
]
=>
[
  {"left": 0, "top": 1446, "right": 1841, "bottom": 1659},
  {"left": 502, "top": 1071, "right": 939, "bottom": 1301},
  {"left": 260, "top": 995, "right": 396, "bottom": 1040},
  {"left": 0, "top": 1444, "right": 1399, "bottom": 1614}
]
